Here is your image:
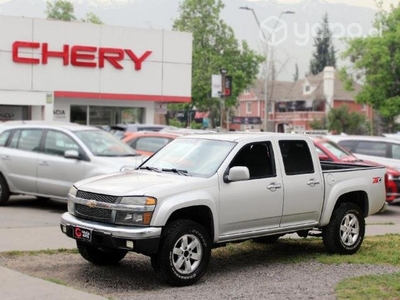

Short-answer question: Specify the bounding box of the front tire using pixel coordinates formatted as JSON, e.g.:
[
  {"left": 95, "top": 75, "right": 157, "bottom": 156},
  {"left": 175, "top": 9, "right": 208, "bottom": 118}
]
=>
[
  {"left": 151, "top": 219, "right": 211, "bottom": 286},
  {"left": 0, "top": 175, "right": 10, "bottom": 206},
  {"left": 77, "top": 241, "right": 127, "bottom": 265},
  {"left": 322, "top": 203, "right": 365, "bottom": 254}
]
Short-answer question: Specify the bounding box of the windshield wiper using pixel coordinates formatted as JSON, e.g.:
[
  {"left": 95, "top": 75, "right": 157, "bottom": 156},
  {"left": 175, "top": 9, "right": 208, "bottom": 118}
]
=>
[
  {"left": 162, "top": 168, "right": 189, "bottom": 176},
  {"left": 139, "top": 166, "right": 161, "bottom": 172}
]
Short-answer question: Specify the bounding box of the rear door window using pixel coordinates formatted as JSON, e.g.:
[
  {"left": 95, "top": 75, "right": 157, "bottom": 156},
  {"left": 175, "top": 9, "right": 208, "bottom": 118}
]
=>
[
  {"left": 279, "top": 140, "right": 314, "bottom": 175},
  {"left": 10, "top": 129, "right": 43, "bottom": 152}
]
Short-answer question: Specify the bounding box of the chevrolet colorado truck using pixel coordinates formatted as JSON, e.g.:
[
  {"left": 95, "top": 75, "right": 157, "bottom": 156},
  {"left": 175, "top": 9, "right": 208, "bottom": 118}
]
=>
[{"left": 60, "top": 133, "right": 386, "bottom": 286}]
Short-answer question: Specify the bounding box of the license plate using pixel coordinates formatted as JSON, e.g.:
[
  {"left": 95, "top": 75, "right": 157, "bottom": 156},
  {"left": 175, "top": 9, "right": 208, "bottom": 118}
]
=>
[{"left": 72, "top": 226, "right": 92, "bottom": 241}]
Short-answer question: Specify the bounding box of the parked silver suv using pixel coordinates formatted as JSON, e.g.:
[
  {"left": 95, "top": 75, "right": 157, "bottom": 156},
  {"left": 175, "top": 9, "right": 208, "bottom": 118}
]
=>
[
  {"left": 327, "top": 135, "right": 400, "bottom": 171},
  {"left": 0, "top": 121, "right": 146, "bottom": 205}
]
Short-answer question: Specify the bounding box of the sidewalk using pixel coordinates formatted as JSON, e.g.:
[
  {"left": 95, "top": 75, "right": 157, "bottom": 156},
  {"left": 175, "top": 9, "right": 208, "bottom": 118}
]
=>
[
  {"left": 1, "top": 221, "right": 400, "bottom": 300},
  {"left": 1, "top": 266, "right": 107, "bottom": 300},
  {"left": 0, "top": 225, "right": 107, "bottom": 300}
]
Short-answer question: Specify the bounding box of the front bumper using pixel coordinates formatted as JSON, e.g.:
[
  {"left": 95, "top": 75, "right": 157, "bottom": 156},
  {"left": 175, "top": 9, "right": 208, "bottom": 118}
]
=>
[{"left": 60, "top": 212, "right": 161, "bottom": 255}]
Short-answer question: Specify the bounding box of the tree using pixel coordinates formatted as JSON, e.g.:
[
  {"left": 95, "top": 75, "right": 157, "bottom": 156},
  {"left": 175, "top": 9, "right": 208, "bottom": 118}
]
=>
[
  {"left": 309, "top": 13, "right": 336, "bottom": 75},
  {"left": 46, "top": 0, "right": 76, "bottom": 21},
  {"left": 341, "top": 3, "right": 400, "bottom": 132},
  {"left": 172, "top": 0, "right": 263, "bottom": 127},
  {"left": 82, "top": 12, "right": 103, "bottom": 25},
  {"left": 308, "top": 117, "right": 327, "bottom": 130},
  {"left": 45, "top": 0, "right": 103, "bottom": 24},
  {"left": 327, "top": 105, "right": 370, "bottom": 135}
]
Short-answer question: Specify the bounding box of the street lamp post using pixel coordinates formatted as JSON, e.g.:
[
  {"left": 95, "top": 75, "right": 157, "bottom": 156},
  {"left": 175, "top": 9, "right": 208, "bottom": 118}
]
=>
[{"left": 240, "top": 7, "right": 294, "bottom": 131}]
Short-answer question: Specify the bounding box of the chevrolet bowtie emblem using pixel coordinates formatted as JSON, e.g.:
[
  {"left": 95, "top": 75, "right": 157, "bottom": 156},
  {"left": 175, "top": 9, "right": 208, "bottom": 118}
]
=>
[{"left": 86, "top": 200, "right": 97, "bottom": 208}]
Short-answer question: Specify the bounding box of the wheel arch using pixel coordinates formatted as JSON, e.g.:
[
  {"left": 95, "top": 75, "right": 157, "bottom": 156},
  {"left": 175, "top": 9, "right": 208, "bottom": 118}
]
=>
[
  {"left": 165, "top": 206, "right": 215, "bottom": 242},
  {"left": 321, "top": 190, "right": 368, "bottom": 226}
]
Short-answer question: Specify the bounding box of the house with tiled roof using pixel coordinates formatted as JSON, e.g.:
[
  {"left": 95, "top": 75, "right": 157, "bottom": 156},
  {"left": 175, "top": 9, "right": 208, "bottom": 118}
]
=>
[{"left": 235, "top": 67, "right": 372, "bottom": 132}]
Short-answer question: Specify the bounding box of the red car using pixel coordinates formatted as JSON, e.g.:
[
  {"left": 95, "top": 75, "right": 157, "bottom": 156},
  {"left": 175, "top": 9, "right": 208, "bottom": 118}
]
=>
[{"left": 311, "top": 136, "right": 400, "bottom": 204}]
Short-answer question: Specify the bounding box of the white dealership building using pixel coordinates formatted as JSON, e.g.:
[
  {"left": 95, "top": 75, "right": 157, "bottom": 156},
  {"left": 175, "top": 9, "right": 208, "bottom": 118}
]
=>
[{"left": 0, "top": 15, "right": 192, "bottom": 125}]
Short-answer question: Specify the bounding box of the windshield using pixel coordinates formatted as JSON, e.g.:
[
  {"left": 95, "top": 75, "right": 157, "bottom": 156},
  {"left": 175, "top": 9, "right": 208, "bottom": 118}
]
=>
[
  {"left": 74, "top": 130, "right": 139, "bottom": 157},
  {"left": 321, "top": 141, "right": 355, "bottom": 160},
  {"left": 141, "top": 138, "right": 235, "bottom": 177}
]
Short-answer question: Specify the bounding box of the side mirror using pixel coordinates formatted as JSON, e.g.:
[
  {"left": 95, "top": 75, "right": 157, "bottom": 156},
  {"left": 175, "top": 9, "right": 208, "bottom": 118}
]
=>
[
  {"left": 64, "top": 150, "right": 80, "bottom": 160},
  {"left": 225, "top": 166, "right": 250, "bottom": 182}
]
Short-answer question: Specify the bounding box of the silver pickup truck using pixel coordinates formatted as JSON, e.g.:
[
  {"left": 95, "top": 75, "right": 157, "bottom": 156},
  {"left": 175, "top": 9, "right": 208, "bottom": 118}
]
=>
[{"left": 60, "top": 133, "right": 386, "bottom": 286}]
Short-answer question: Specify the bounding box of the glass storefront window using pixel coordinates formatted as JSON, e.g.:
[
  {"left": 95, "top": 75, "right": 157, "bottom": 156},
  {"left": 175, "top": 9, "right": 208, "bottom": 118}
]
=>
[
  {"left": 70, "top": 105, "right": 144, "bottom": 126},
  {"left": 71, "top": 106, "right": 87, "bottom": 125}
]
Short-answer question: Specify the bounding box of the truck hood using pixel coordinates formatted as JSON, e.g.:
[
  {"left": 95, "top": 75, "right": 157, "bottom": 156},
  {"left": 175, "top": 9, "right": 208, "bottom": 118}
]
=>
[
  {"left": 74, "top": 170, "right": 203, "bottom": 197},
  {"left": 92, "top": 155, "right": 148, "bottom": 169}
]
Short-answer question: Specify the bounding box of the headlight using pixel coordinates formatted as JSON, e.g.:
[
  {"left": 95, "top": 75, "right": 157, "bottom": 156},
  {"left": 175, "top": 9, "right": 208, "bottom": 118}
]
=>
[
  {"left": 115, "top": 196, "right": 157, "bottom": 226},
  {"left": 67, "top": 186, "right": 78, "bottom": 214},
  {"left": 69, "top": 185, "right": 78, "bottom": 197}
]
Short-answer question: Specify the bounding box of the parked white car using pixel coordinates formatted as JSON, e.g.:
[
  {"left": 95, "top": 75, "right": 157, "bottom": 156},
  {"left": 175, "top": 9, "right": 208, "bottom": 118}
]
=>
[
  {"left": 327, "top": 135, "right": 400, "bottom": 171},
  {"left": 0, "top": 121, "right": 146, "bottom": 205}
]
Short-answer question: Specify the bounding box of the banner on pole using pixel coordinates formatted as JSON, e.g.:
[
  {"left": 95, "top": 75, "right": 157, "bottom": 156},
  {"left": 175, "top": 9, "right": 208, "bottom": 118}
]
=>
[{"left": 211, "top": 74, "right": 222, "bottom": 98}]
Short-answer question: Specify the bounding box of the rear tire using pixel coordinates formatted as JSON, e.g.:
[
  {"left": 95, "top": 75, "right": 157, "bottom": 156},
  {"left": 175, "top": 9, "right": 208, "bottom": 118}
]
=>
[
  {"left": 77, "top": 241, "right": 127, "bottom": 265},
  {"left": 322, "top": 203, "right": 365, "bottom": 254},
  {"left": 151, "top": 219, "right": 211, "bottom": 286},
  {"left": 0, "top": 175, "right": 10, "bottom": 206}
]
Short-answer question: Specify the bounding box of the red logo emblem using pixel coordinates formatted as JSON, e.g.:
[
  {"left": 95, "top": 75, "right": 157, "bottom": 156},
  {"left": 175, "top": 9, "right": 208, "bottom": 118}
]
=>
[
  {"left": 74, "top": 227, "right": 82, "bottom": 238},
  {"left": 372, "top": 177, "right": 381, "bottom": 184}
]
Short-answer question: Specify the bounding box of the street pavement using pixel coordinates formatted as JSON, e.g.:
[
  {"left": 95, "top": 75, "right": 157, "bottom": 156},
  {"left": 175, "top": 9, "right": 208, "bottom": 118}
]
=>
[{"left": 1, "top": 199, "right": 400, "bottom": 300}]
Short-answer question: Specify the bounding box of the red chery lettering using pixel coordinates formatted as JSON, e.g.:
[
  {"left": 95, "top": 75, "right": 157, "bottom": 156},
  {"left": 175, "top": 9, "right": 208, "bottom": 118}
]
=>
[{"left": 12, "top": 41, "right": 152, "bottom": 70}]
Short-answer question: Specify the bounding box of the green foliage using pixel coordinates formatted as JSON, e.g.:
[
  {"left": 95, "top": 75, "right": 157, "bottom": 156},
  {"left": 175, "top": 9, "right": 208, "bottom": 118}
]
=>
[
  {"left": 46, "top": 0, "right": 76, "bottom": 21},
  {"left": 45, "top": 0, "right": 103, "bottom": 24},
  {"left": 342, "top": 3, "right": 400, "bottom": 126},
  {"left": 190, "top": 121, "right": 202, "bottom": 129},
  {"left": 168, "top": 118, "right": 185, "bottom": 128},
  {"left": 309, "top": 13, "right": 337, "bottom": 75},
  {"left": 309, "top": 117, "right": 327, "bottom": 130},
  {"left": 336, "top": 273, "right": 400, "bottom": 300},
  {"left": 173, "top": 0, "right": 263, "bottom": 114},
  {"left": 327, "top": 105, "right": 370, "bottom": 134},
  {"left": 82, "top": 12, "right": 103, "bottom": 24}
]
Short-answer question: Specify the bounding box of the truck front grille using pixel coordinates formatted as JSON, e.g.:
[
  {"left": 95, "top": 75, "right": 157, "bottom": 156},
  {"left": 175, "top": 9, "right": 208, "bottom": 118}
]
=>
[{"left": 75, "top": 190, "right": 119, "bottom": 223}]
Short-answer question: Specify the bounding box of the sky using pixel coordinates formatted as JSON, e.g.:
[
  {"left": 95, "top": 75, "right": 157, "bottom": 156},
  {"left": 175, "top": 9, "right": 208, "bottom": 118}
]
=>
[
  {"left": 0, "top": 0, "right": 398, "bottom": 10},
  {"left": 252, "top": 0, "right": 399, "bottom": 10}
]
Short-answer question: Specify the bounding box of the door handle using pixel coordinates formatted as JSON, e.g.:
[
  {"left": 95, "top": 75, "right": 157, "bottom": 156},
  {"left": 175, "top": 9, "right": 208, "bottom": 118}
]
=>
[
  {"left": 38, "top": 161, "right": 48, "bottom": 166},
  {"left": 267, "top": 182, "right": 282, "bottom": 192},
  {"left": 1, "top": 155, "right": 10, "bottom": 161},
  {"left": 307, "top": 179, "right": 320, "bottom": 187}
]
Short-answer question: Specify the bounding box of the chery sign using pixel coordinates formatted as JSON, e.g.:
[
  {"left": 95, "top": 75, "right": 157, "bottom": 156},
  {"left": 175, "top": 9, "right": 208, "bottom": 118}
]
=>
[{"left": 12, "top": 41, "right": 152, "bottom": 70}]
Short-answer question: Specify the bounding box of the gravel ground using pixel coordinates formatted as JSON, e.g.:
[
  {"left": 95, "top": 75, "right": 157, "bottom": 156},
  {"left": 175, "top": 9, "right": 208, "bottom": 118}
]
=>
[{"left": 1, "top": 241, "right": 399, "bottom": 300}]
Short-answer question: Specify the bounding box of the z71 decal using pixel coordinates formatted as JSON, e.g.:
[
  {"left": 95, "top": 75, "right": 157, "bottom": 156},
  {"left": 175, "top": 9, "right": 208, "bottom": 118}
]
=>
[{"left": 372, "top": 177, "right": 382, "bottom": 184}]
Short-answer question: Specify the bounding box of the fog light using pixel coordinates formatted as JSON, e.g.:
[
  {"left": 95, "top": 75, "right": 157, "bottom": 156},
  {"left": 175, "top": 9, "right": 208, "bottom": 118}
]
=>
[{"left": 126, "top": 241, "right": 134, "bottom": 249}]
